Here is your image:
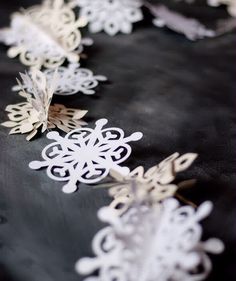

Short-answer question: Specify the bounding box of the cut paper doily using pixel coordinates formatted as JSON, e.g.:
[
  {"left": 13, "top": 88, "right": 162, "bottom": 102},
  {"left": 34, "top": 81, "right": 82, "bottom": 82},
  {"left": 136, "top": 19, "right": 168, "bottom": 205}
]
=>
[
  {"left": 13, "top": 63, "right": 107, "bottom": 96},
  {"left": 45, "top": 63, "right": 107, "bottom": 95},
  {"left": 76, "top": 198, "right": 224, "bottom": 281},
  {"left": 0, "top": 0, "right": 87, "bottom": 68},
  {"left": 71, "top": 0, "right": 143, "bottom": 36},
  {"left": 106, "top": 152, "right": 198, "bottom": 215},
  {"left": 29, "top": 119, "right": 143, "bottom": 193},
  {"left": 1, "top": 69, "right": 87, "bottom": 140}
]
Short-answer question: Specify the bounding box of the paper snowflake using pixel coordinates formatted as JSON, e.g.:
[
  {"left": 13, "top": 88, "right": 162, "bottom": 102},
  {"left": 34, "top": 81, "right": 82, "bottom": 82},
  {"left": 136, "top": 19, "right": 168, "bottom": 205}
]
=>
[
  {"left": 208, "top": 0, "right": 236, "bottom": 17},
  {"left": 71, "top": 0, "right": 143, "bottom": 36},
  {"left": 76, "top": 198, "right": 224, "bottom": 281},
  {"left": 106, "top": 152, "right": 198, "bottom": 215},
  {"left": 45, "top": 63, "right": 107, "bottom": 95},
  {"left": 1, "top": 69, "right": 87, "bottom": 140},
  {"left": 148, "top": 4, "right": 214, "bottom": 41},
  {"left": 13, "top": 64, "right": 107, "bottom": 96},
  {"left": 29, "top": 119, "right": 143, "bottom": 193},
  {"left": 0, "top": 0, "right": 87, "bottom": 68}
]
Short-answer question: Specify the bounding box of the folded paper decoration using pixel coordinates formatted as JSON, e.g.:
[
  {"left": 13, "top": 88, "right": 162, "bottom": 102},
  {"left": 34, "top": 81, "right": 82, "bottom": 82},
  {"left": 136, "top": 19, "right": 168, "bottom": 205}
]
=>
[
  {"left": 71, "top": 0, "right": 143, "bottom": 36},
  {"left": 149, "top": 4, "right": 215, "bottom": 41},
  {"left": 29, "top": 119, "right": 143, "bottom": 193},
  {"left": 13, "top": 64, "right": 107, "bottom": 96},
  {"left": 0, "top": 0, "right": 87, "bottom": 68},
  {"left": 76, "top": 198, "right": 224, "bottom": 281},
  {"left": 1, "top": 69, "right": 87, "bottom": 140},
  {"left": 107, "top": 152, "right": 198, "bottom": 215},
  {"left": 0, "top": 1, "right": 226, "bottom": 279}
]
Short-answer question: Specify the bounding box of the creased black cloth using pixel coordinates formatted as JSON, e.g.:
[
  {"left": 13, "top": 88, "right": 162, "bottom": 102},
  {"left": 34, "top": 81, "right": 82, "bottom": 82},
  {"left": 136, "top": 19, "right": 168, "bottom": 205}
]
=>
[{"left": 0, "top": 1, "right": 235, "bottom": 281}]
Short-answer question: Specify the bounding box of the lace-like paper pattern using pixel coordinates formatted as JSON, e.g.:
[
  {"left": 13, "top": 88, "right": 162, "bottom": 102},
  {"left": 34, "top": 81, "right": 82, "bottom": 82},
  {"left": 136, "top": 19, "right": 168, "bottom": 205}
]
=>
[
  {"left": 71, "top": 0, "right": 143, "bottom": 36},
  {"left": 0, "top": 0, "right": 87, "bottom": 68},
  {"left": 76, "top": 198, "right": 224, "bottom": 281},
  {"left": 29, "top": 119, "right": 143, "bottom": 193},
  {"left": 13, "top": 64, "right": 107, "bottom": 96},
  {"left": 1, "top": 70, "right": 87, "bottom": 140},
  {"left": 45, "top": 63, "right": 107, "bottom": 95},
  {"left": 107, "top": 152, "right": 198, "bottom": 215}
]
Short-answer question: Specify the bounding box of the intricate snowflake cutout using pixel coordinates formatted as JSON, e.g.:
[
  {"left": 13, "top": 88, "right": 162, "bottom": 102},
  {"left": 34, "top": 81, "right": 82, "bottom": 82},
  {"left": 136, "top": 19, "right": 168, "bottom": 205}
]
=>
[
  {"left": 1, "top": 69, "right": 87, "bottom": 140},
  {"left": 208, "top": 0, "right": 236, "bottom": 17},
  {"left": 45, "top": 63, "right": 107, "bottom": 95},
  {"left": 76, "top": 198, "right": 224, "bottom": 281},
  {"left": 29, "top": 119, "right": 143, "bottom": 193},
  {"left": 0, "top": 0, "right": 87, "bottom": 68},
  {"left": 107, "top": 152, "right": 198, "bottom": 215},
  {"left": 71, "top": 0, "right": 143, "bottom": 36},
  {"left": 13, "top": 63, "right": 107, "bottom": 96}
]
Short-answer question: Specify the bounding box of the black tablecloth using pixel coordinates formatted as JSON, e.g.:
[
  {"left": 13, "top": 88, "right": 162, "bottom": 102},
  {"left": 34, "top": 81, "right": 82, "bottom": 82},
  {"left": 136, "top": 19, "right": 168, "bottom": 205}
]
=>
[{"left": 0, "top": 1, "right": 235, "bottom": 281}]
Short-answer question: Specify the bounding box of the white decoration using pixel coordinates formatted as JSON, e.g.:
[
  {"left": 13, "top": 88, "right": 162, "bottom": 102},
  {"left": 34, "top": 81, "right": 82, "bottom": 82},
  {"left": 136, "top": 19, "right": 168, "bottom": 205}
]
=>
[
  {"left": 2, "top": 69, "right": 87, "bottom": 140},
  {"left": 13, "top": 63, "right": 107, "bottom": 96},
  {"left": 45, "top": 63, "right": 107, "bottom": 95},
  {"left": 71, "top": 0, "right": 143, "bottom": 36},
  {"left": 0, "top": 0, "right": 87, "bottom": 68},
  {"left": 29, "top": 119, "right": 143, "bottom": 193},
  {"left": 108, "top": 152, "right": 198, "bottom": 215},
  {"left": 208, "top": 0, "right": 236, "bottom": 17},
  {"left": 76, "top": 198, "right": 224, "bottom": 281},
  {"left": 148, "top": 4, "right": 215, "bottom": 41}
]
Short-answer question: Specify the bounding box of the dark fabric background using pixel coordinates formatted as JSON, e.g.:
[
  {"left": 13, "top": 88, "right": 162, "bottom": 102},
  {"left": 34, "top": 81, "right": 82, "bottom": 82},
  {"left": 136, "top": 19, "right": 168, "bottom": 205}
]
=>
[{"left": 0, "top": 1, "right": 235, "bottom": 281}]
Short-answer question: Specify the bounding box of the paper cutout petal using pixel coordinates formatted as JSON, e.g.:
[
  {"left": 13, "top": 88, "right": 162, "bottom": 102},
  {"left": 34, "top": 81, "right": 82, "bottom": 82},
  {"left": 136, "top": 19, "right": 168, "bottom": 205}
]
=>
[
  {"left": 29, "top": 119, "right": 143, "bottom": 193},
  {"left": 71, "top": 0, "right": 143, "bottom": 36},
  {"left": 1, "top": 69, "right": 87, "bottom": 140},
  {"left": 13, "top": 64, "right": 107, "bottom": 96},
  {"left": 107, "top": 153, "right": 198, "bottom": 215},
  {"left": 76, "top": 198, "right": 224, "bottom": 281},
  {"left": 0, "top": 0, "right": 87, "bottom": 68}
]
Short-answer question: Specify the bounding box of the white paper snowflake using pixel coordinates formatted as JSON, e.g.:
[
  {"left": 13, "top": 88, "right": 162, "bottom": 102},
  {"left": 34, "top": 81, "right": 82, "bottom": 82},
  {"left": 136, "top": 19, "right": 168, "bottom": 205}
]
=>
[
  {"left": 1, "top": 69, "right": 87, "bottom": 140},
  {"left": 149, "top": 4, "right": 214, "bottom": 41},
  {"left": 71, "top": 0, "right": 143, "bottom": 36},
  {"left": 76, "top": 198, "right": 224, "bottom": 281},
  {"left": 45, "top": 63, "right": 107, "bottom": 95},
  {"left": 0, "top": 0, "right": 87, "bottom": 68},
  {"left": 107, "top": 152, "right": 198, "bottom": 215},
  {"left": 13, "top": 63, "right": 107, "bottom": 96},
  {"left": 29, "top": 119, "right": 143, "bottom": 193}
]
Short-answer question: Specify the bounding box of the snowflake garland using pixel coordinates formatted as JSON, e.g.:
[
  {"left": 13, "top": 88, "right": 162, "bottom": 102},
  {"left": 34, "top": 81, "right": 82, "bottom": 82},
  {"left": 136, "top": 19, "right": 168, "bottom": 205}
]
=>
[
  {"left": 1, "top": 69, "right": 87, "bottom": 140},
  {"left": 76, "top": 198, "right": 224, "bottom": 281},
  {"left": 0, "top": 2, "right": 227, "bottom": 281},
  {"left": 29, "top": 119, "right": 143, "bottom": 193},
  {"left": 0, "top": 0, "right": 87, "bottom": 68},
  {"left": 13, "top": 63, "right": 107, "bottom": 96},
  {"left": 71, "top": 0, "right": 143, "bottom": 36},
  {"left": 106, "top": 152, "right": 198, "bottom": 215}
]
